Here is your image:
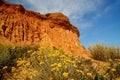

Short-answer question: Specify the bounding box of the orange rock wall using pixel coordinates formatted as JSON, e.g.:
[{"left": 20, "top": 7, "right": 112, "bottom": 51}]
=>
[{"left": 0, "top": 0, "right": 89, "bottom": 56}]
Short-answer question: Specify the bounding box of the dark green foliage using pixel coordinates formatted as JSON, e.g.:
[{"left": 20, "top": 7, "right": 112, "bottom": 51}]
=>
[
  {"left": 0, "top": 44, "right": 11, "bottom": 67},
  {"left": 0, "top": 44, "right": 39, "bottom": 79}
]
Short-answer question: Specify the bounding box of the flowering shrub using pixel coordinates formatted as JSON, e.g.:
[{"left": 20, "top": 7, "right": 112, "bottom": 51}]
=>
[{"left": 0, "top": 45, "right": 120, "bottom": 80}]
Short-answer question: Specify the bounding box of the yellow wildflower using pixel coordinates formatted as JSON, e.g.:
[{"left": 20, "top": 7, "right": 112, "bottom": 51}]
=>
[
  {"left": 49, "top": 77, "right": 53, "bottom": 80},
  {"left": 107, "top": 66, "right": 111, "bottom": 69},
  {"left": 11, "top": 67, "right": 16, "bottom": 72},
  {"left": 76, "top": 70, "right": 84, "bottom": 75},
  {"left": 73, "top": 64, "right": 77, "bottom": 68},
  {"left": 71, "top": 79, "right": 75, "bottom": 80},
  {"left": 63, "top": 72, "right": 69, "bottom": 78},
  {"left": 66, "top": 59, "right": 75, "bottom": 64},
  {"left": 76, "top": 70, "right": 82, "bottom": 73},
  {"left": 2, "top": 66, "right": 8, "bottom": 70},
  {"left": 51, "top": 63, "right": 57, "bottom": 67},
  {"left": 25, "top": 62, "right": 30, "bottom": 66},
  {"left": 64, "top": 65, "right": 67, "bottom": 69},
  {"left": 17, "top": 60, "right": 26, "bottom": 66},
  {"left": 98, "top": 65, "right": 101, "bottom": 69},
  {"left": 111, "top": 68, "right": 116, "bottom": 72},
  {"left": 12, "top": 47, "right": 15, "bottom": 49},
  {"left": 56, "top": 67, "right": 60, "bottom": 72},
  {"left": 118, "top": 62, "right": 120, "bottom": 65},
  {"left": 38, "top": 48, "right": 41, "bottom": 51},
  {"left": 87, "top": 72, "right": 92, "bottom": 77},
  {"left": 103, "top": 75, "right": 107, "bottom": 78},
  {"left": 13, "top": 73, "right": 17, "bottom": 76},
  {"left": 51, "top": 53, "right": 58, "bottom": 57},
  {"left": 51, "top": 67, "right": 56, "bottom": 72},
  {"left": 76, "top": 70, "right": 80, "bottom": 72},
  {"left": 32, "top": 51, "right": 36, "bottom": 55},
  {"left": 57, "top": 63, "right": 62, "bottom": 67},
  {"left": 85, "top": 69, "right": 89, "bottom": 72},
  {"left": 81, "top": 64, "right": 84, "bottom": 67},
  {"left": 51, "top": 67, "right": 60, "bottom": 72},
  {"left": 109, "top": 59, "right": 112, "bottom": 62},
  {"left": 27, "top": 50, "right": 32, "bottom": 53},
  {"left": 103, "top": 73, "right": 109, "bottom": 78},
  {"left": 32, "top": 70, "right": 38, "bottom": 77},
  {"left": 66, "top": 59, "right": 71, "bottom": 63},
  {"left": 78, "top": 60, "right": 81, "bottom": 63},
  {"left": 60, "top": 55, "right": 66, "bottom": 58},
  {"left": 40, "top": 61, "right": 45, "bottom": 65},
  {"left": 103, "top": 63, "right": 108, "bottom": 67}
]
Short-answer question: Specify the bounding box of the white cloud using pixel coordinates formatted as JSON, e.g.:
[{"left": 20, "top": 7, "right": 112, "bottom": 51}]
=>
[
  {"left": 23, "top": 0, "right": 103, "bottom": 29},
  {"left": 25, "top": 0, "right": 103, "bottom": 18}
]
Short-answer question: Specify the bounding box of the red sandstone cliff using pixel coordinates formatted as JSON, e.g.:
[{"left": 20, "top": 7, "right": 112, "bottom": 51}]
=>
[{"left": 0, "top": 0, "right": 89, "bottom": 56}]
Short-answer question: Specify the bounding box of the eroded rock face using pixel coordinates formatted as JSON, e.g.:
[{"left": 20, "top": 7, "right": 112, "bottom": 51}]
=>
[{"left": 0, "top": 0, "right": 89, "bottom": 56}]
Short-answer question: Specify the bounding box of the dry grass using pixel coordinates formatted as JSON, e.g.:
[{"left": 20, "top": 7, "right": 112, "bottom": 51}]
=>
[{"left": 88, "top": 43, "right": 120, "bottom": 62}]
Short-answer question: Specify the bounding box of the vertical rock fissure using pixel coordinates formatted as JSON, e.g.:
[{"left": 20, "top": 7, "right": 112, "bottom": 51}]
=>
[
  {"left": 26, "top": 21, "right": 29, "bottom": 41},
  {"left": 22, "top": 23, "right": 24, "bottom": 41},
  {"left": 2, "top": 14, "right": 8, "bottom": 37}
]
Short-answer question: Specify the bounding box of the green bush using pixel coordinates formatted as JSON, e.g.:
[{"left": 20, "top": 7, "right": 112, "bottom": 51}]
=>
[
  {"left": 88, "top": 43, "right": 120, "bottom": 62},
  {"left": 0, "top": 44, "right": 39, "bottom": 79},
  {"left": 0, "top": 44, "right": 11, "bottom": 66}
]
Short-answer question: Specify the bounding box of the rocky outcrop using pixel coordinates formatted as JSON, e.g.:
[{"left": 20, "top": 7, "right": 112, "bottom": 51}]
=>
[{"left": 0, "top": 0, "right": 89, "bottom": 56}]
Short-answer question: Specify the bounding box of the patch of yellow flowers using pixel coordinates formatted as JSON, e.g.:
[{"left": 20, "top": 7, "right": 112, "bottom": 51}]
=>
[
  {"left": 2, "top": 47, "right": 120, "bottom": 80},
  {"left": 63, "top": 72, "right": 69, "bottom": 78}
]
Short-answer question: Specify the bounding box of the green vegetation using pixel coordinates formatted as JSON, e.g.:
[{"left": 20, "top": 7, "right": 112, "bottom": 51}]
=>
[{"left": 0, "top": 43, "right": 120, "bottom": 80}]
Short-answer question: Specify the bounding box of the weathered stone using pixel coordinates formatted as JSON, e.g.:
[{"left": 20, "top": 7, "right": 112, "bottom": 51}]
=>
[{"left": 0, "top": 1, "right": 90, "bottom": 57}]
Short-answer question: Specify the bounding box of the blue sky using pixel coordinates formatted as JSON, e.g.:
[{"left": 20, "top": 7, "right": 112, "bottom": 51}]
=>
[{"left": 6, "top": 0, "right": 120, "bottom": 48}]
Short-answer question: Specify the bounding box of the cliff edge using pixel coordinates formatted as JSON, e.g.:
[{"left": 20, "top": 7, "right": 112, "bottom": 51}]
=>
[{"left": 0, "top": 0, "right": 90, "bottom": 57}]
